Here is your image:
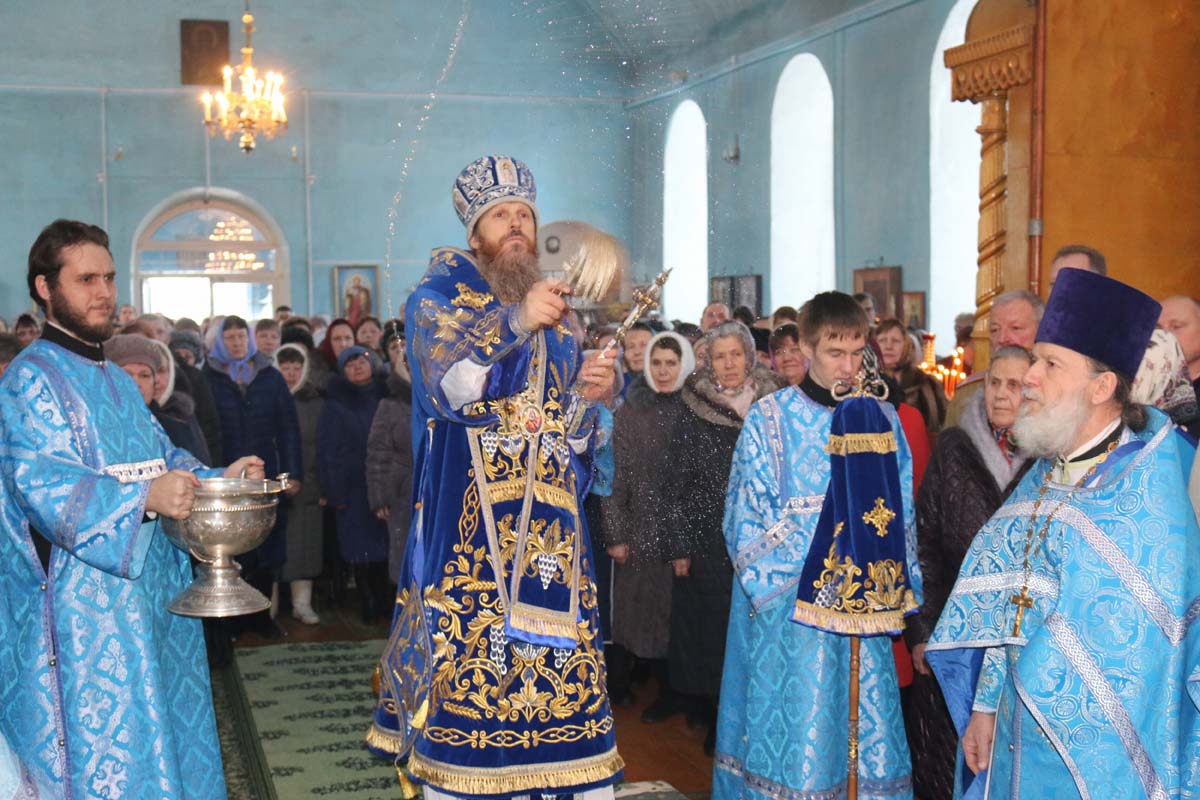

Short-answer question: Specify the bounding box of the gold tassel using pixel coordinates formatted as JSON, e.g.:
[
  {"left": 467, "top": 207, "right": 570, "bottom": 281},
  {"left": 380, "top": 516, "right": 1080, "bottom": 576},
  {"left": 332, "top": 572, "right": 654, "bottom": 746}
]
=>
[{"left": 397, "top": 766, "right": 420, "bottom": 799}]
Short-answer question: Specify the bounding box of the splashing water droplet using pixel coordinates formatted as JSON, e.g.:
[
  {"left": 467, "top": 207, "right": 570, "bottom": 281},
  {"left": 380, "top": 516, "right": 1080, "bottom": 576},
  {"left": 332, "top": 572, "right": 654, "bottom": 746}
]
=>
[{"left": 382, "top": 2, "right": 470, "bottom": 321}]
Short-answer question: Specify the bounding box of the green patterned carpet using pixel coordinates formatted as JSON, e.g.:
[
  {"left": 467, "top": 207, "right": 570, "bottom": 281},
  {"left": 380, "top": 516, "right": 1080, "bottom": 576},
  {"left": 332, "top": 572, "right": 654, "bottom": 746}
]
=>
[
  {"left": 234, "top": 639, "right": 403, "bottom": 799},
  {"left": 214, "top": 639, "right": 695, "bottom": 800}
]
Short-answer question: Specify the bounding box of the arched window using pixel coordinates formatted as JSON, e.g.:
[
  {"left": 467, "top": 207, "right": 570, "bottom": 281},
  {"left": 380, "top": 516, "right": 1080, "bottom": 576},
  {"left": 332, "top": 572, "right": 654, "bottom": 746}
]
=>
[
  {"left": 929, "top": 0, "right": 981, "bottom": 344},
  {"left": 770, "top": 53, "right": 835, "bottom": 311},
  {"left": 133, "top": 191, "right": 288, "bottom": 322},
  {"left": 662, "top": 99, "right": 708, "bottom": 323}
]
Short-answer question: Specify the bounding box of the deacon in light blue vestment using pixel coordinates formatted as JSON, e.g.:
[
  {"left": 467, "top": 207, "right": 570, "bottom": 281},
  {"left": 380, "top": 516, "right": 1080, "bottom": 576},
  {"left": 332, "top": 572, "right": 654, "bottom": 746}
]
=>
[
  {"left": 0, "top": 334, "right": 226, "bottom": 800},
  {"left": 714, "top": 383, "right": 920, "bottom": 800},
  {"left": 927, "top": 410, "right": 1200, "bottom": 800}
]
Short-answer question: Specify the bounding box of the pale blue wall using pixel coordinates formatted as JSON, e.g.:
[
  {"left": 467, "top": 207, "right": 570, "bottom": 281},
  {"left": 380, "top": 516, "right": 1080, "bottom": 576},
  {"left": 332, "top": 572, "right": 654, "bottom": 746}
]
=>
[
  {"left": 0, "top": 1, "right": 633, "bottom": 318},
  {"left": 625, "top": 0, "right": 958, "bottom": 313},
  {"left": 0, "top": 0, "right": 960, "bottom": 322}
]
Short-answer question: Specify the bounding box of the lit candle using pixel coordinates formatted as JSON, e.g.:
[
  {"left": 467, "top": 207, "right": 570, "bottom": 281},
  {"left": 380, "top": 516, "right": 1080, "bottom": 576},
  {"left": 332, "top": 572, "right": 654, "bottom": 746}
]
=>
[
  {"left": 223, "top": 66, "right": 232, "bottom": 96},
  {"left": 201, "top": 92, "right": 213, "bottom": 122}
]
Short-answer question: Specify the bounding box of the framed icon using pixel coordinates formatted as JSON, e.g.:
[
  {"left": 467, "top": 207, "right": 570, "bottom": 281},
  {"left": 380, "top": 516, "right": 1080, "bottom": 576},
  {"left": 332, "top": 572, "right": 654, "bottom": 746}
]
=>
[{"left": 333, "top": 265, "right": 378, "bottom": 327}]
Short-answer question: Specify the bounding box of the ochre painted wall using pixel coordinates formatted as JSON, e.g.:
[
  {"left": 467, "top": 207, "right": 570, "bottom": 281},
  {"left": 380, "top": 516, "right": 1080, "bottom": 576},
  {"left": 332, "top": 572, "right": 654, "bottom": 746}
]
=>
[{"left": 1040, "top": 0, "right": 1200, "bottom": 299}]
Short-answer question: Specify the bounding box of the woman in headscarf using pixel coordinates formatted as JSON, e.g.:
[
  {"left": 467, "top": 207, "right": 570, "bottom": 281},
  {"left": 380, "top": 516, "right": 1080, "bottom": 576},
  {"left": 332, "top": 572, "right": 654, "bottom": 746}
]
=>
[
  {"left": 875, "top": 317, "right": 948, "bottom": 433},
  {"left": 318, "top": 345, "right": 392, "bottom": 623},
  {"left": 658, "top": 321, "right": 784, "bottom": 754},
  {"left": 205, "top": 315, "right": 303, "bottom": 637},
  {"left": 366, "top": 320, "right": 414, "bottom": 586},
  {"left": 604, "top": 330, "right": 696, "bottom": 716},
  {"left": 905, "top": 345, "right": 1035, "bottom": 800},
  {"left": 1133, "top": 327, "right": 1199, "bottom": 438},
  {"left": 275, "top": 343, "right": 325, "bottom": 625}
]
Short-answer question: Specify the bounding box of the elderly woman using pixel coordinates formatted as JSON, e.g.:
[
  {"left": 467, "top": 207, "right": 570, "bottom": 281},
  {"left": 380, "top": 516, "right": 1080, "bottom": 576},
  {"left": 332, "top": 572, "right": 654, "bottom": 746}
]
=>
[
  {"left": 659, "top": 321, "right": 784, "bottom": 754},
  {"left": 604, "top": 330, "right": 696, "bottom": 715},
  {"left": 876, "top": 317, "right": 947, "bottom": 432},
  {"left": 905, "top": 345, "right": 1035, "bottom": 800}
]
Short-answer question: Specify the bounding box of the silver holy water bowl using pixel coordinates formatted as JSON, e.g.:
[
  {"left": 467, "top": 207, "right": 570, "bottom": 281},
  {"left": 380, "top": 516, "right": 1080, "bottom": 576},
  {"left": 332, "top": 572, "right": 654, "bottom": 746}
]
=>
[{"left": 162, "top": 474, "right": 291, "bottom": 618}]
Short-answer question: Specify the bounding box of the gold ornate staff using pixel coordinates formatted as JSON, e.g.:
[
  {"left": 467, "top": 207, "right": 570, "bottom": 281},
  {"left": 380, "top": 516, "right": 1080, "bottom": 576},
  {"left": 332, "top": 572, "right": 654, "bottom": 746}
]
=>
[{"left": 597, "top": 268, "right": 672, "bottom": 358}]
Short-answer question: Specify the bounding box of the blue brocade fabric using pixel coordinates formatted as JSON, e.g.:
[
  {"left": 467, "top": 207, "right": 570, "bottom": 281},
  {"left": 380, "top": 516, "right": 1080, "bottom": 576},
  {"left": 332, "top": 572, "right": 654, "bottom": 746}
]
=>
[
  {"left": 715, "top": 387, "right": 919, "bottom": 800},
  {"left": 367, "top": 248, "right": 622, "bottom": 799},
  {"left": 928, "top": 410, "right": 1200, "bottom": 800},
  {"left": 0, "top": 340, "right": 225, "bottom": 800}
]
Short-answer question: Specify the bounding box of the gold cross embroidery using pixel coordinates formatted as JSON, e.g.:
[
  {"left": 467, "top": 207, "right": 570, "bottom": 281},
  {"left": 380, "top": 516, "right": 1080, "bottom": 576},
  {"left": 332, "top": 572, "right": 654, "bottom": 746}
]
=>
[{"left": 862, "top": 497, "right": 895, "bottom": 538}]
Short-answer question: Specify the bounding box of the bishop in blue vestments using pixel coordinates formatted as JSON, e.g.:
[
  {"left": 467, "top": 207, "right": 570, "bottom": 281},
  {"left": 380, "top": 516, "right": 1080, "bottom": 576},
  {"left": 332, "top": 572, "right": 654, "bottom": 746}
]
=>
[
  {"left": 368, "top": 157, "right": 623, "bottom": 799},
  {"left": 928, "top": 270, "right": 1200, "bottom": 799},
  {"left": 715, "top": 292, "right": 921, "bottom": 800},
  {"left": 0, "top": 220, "right": 263, "bottom": 800}
]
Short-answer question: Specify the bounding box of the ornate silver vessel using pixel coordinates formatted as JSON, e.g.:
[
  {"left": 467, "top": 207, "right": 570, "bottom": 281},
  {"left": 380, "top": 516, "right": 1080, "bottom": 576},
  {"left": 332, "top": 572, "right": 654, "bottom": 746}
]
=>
[{"left": 162, "top": 475, "right": 291, "bottom": 617}]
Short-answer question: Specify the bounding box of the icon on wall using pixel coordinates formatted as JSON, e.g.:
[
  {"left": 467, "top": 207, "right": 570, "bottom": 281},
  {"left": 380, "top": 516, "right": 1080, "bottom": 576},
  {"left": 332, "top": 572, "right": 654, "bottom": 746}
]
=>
[
  {"left": 333, "top": 265, "right": 378, "bottom": 328},
  {"left": 180, "top": 20, "right": 230, "bottom": 86}
]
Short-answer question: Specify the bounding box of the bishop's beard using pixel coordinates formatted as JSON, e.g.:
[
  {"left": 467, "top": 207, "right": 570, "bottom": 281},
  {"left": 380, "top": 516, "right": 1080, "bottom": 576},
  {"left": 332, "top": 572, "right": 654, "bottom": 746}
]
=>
[{"left": 475, "top": 233, "right": 541, "bottom": 305}]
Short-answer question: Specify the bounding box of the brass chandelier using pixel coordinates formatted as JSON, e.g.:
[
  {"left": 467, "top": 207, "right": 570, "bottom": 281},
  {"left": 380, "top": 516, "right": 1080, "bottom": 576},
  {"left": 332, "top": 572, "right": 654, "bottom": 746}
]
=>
[{"left": 201, "top": 2, "right": 287, "bottom": 153}]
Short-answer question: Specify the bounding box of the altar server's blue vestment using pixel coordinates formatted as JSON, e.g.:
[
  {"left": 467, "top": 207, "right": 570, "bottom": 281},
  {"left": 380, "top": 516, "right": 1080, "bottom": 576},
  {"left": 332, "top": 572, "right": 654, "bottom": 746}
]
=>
[
  {"left": 714, "top": 385, "right": 920, "bottom": 800},
  {"left": 368, "top": 248, "right": 623, "bottom": 798},
  {"left": 928, "top": 410, "right": 1200, "bottom": 800},
  {"left": 0, "top": 334, "right": 225, "bottom": 800}
]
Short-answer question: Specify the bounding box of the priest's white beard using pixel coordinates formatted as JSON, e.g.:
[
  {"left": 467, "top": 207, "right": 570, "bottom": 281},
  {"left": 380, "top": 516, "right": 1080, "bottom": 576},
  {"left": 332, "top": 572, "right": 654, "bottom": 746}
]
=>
[{"left": 1013, "top": 387, "right": 1091, "bottom": 459}]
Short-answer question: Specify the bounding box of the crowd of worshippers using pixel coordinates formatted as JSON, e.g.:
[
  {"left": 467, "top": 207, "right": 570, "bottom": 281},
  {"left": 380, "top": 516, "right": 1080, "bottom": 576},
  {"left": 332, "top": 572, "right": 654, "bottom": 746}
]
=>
[{"left": 1, "top": 236, "right": 1196, "bottom": 781}]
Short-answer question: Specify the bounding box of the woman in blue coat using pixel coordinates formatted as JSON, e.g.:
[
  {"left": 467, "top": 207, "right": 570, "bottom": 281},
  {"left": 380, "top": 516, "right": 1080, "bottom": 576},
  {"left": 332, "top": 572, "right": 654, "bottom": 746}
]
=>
[
  {"left": 318, "top": 345, "right": 392, "bottom": 623},
  {"left": 205, "top": 315, "right": 303, "bottom": 636}
]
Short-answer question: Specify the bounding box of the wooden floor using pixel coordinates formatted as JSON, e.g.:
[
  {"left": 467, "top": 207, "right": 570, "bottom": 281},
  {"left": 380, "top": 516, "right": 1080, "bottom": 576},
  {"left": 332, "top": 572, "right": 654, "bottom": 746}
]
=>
[{"left": 236, "top": 592, "right": 715, "bottom": 796}]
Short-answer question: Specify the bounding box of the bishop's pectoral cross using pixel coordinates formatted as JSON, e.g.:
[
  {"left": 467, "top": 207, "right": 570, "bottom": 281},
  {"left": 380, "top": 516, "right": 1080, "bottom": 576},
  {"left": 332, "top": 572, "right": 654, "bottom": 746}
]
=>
[{"left": 1010, "top": 587, "right": 1034, "bottom": 636}]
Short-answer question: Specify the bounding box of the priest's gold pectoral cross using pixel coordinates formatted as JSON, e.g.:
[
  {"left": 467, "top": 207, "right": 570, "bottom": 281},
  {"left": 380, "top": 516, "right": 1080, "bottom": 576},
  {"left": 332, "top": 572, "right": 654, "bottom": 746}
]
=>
[{"left": 1010, "top": 587, "right": 1034, "bottom": 636}]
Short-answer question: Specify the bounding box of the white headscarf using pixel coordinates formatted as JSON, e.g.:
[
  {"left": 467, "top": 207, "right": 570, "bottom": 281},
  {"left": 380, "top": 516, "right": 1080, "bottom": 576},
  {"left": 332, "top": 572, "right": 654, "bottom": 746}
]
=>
[
  {"left": 274, "top": 343, "right": 310, "bottom": 395},
  {"left": 642, "top": 330, "right": 696, "bottom": 394},
  {"left": 147, "top": 338, "right": 176, "bottom": 407}
]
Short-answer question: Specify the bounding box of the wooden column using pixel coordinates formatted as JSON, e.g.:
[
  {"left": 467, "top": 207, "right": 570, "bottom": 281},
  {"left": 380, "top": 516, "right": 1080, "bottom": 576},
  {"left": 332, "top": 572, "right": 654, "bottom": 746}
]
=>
[{"left": 944, "top": 16, "right": 1034, "bottom": 369}]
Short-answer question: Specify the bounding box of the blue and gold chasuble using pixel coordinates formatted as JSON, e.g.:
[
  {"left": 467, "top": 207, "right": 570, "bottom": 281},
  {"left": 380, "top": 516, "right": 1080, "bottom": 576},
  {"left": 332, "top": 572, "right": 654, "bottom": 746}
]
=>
[
  {"left": 0, "top": 338, "right": 225, "bottom": 800},
  {"left": 928, "top": 411, "right": 1200, "bottom": 800},
  {"left": 369, "top": 248, "right": 623, "bottom": 798},
  {"left": 715, "top": 386, "right": 920, "bottom": 800}
]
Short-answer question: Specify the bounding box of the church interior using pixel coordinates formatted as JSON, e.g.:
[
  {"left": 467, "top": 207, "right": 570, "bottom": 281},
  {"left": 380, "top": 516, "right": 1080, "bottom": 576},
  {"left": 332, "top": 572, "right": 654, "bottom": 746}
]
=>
[{"left": 1, "top": 1, "right": 1197, "bottom": 798}]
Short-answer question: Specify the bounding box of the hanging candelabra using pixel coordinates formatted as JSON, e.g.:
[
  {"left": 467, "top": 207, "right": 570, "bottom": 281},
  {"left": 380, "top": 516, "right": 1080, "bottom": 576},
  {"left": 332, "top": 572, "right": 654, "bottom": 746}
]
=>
[{"left": 200, "top": 2, "right": 287, "bottom": 153}]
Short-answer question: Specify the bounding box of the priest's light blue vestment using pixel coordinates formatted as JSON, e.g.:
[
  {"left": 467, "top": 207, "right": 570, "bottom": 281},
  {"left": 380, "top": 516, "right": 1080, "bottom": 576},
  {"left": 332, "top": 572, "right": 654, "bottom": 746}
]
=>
[
  {"left": 714, "top": 385, "right": 920, "bottom": 800},
  {"left": 927, "top": 411, "right": 1200, "bottom": 800},
  {"left": 367, "top": 247, "right": 623, "bottom": 798},
  {"left": 0, "top": 337, "right": 225, "bottom": 800}
]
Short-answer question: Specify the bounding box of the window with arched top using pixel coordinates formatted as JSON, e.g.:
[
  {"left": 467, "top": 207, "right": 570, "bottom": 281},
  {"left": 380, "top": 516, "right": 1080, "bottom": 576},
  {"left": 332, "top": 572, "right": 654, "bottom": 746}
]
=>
[
  {"left": 771, "top": 53, "right": 835, "bottom": 311},
  {"left": 929, "top": 0, "right": 982, "bottom": 344},
  {"left": 662, "top": 99, "right": 708, "bottom": 323},
  {"left": 134, "top": 195, "right": 288, "bottom": 321}
]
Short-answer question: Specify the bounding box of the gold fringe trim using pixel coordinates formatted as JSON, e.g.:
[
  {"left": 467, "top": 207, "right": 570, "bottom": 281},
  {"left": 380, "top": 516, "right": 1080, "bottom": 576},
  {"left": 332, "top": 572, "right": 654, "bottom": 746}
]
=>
[
  {"left": 508, "top": 604, "right": 580, "bottom": 642},
  {"left": 487, "top": 479, "right": 527, "bottom": 504},
  {"left": 533, "top": 481, "right": 576, "bottom": 511},
  {"left": 408, "top": 747, "right": 624, "bottom": 795},
  {"left": 486, "top": 479, "right": 577, "bottom": 511},
  {"left": 825, "top": 432, "right": 898, "bottom": 456},
  {"left": 365, "top": 722, "right": 408, "bottom": 755},
  {"left": 791, "top": 597, "right": 917, "bottom": 636}
]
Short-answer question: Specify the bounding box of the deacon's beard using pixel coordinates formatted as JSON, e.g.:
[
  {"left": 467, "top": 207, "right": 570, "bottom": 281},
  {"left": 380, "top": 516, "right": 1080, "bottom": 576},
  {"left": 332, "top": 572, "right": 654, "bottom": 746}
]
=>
[
  {"left": 49, "top": 288, "right": 114, "bottom": 344},
  {"left": 1012, "top": 388, "right": 1090, "bottom": 459},
  {"left": 475, "top": 233, "right": 541, "bottom": 305}
]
